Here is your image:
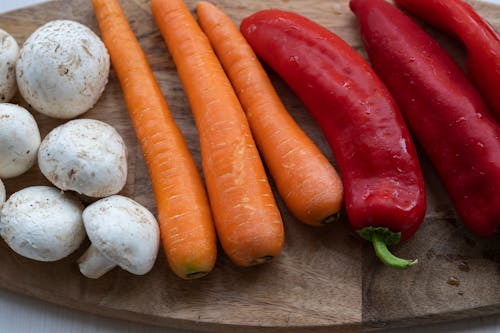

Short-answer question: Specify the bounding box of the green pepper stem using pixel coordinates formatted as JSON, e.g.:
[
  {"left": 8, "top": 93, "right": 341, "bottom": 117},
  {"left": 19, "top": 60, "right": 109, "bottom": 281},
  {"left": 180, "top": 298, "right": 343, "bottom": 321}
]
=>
[
  {"left": 371, "top": 232, "right": 417, "bottom": 269},
  {"left": 357, "top": 226, "right": 417, "bottom": 269}
]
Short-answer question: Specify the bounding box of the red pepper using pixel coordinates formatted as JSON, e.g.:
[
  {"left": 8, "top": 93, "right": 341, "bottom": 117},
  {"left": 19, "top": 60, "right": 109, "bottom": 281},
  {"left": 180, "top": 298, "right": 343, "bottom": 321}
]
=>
[
  {"left": 350, "top": 0, "right": 500, "bottom": 236},
  {"left": 393, "top": 0, "right": 500, "bottom": 120},
  {"left": 241, "top": 9, "right": 426, "bottom": 269}
]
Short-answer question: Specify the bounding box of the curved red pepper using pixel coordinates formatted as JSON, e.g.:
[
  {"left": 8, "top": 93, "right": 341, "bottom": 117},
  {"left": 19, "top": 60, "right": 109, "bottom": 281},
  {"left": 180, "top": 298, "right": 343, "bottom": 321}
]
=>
[
  {"left": 350, "top": 0, "right": 500, "bottom": 236},
  {"left": 241, "top": 9, "right": 426, "bottom": 269},
  {"left": 393, "top": 0, "right": 500, "bottom": 120}
]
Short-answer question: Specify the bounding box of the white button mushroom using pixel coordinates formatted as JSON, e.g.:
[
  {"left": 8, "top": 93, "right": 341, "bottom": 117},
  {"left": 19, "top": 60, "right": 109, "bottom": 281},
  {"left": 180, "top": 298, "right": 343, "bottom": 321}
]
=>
[
  {"left": 0, "top": 186, "right": 85, "bottom": 262},
  {"left": 0, "top": 103, "right": 41, "bottom": 178},
  {"left": 78, "top": 195, "right": 160, "bottom": 279},
  {"left": 38, "top": 118, "right": 128, "bottom": 198},
  {"left": 0, "top": 29, "right": 20, "bottom": 103},
  {"left": 16, "top": 20, "right": 110, "bottom": 119},
  {"left": 0, "top": 179, "right": 5, "bottom": 207}
]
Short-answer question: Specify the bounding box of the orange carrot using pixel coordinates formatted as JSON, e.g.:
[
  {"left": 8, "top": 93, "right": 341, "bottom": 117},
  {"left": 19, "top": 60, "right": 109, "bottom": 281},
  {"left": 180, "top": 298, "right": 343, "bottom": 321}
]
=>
[
  {"left": 151, "top": 0, "right": 284, "bottom": 266},
  {"left": 196, "top": 1, "right": 344, "bottom": 226},
  {"left": 92, "top": 0, "right": 217, "bottom": 279}
]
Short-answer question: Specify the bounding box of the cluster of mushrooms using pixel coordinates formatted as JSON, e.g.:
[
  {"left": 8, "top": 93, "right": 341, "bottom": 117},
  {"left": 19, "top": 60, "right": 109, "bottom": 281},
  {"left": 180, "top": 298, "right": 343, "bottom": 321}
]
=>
[{"left": 0, "top": 21, "right": 160, "bottom": 279}]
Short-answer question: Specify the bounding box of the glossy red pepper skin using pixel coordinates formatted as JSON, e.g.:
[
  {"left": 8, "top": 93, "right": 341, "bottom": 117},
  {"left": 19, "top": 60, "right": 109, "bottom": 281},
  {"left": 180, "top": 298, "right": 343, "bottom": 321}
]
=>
[
  {"left": 394, "top": 0, "right": 500, "bottom": 120},
  {"left": 351, "top": 0, "right": 500, "bottom": 236},
  {"left": 240, "top": 10, "right": 426, "bottom": 242}
]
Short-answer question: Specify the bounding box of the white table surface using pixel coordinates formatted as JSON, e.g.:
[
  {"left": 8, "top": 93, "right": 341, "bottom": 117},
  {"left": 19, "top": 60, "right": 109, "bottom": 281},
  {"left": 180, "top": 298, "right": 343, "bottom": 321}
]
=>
[{"left": 1, "top": 0, "right": 499, "bottom": 332}]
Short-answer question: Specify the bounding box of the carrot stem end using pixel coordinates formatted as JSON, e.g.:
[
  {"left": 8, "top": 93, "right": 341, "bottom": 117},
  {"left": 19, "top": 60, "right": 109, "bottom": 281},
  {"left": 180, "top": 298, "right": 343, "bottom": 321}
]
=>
[
  {"left": 320, "top": 212, "right": 341, "bottom": 225},
  {"left": 186, "top": 271, "right": 209, "bottom": 279},
  {"left": 252, "top": 255, "right": 274, "bottom": 265}
]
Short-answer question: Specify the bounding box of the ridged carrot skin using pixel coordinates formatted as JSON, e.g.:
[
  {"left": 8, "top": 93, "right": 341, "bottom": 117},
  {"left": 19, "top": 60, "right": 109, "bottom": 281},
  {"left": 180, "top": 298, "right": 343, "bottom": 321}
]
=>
[
  {"left": 196, "top": 1, "right": 343, "bottom": 227},
  {"left": 151, "top": 0, "right": 284, "bottom": 266},
  {"left": 92, "top": 0, "right": 217, "bottom": 279}
]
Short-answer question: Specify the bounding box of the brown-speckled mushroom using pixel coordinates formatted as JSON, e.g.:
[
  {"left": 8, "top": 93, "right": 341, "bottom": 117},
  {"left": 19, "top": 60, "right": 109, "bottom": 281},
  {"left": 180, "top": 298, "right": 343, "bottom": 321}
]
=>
[
  {"left": 78, "top": 195, "right": 160, "bottom": 278},
  {"left": 0, "top": 29, "right": 19, "bottom": 103},
  {"left": 0, "top": 103, "right": 41, "bottom": 178},
  {"left": 16, "top": 20, "right": 110, "bottom": 119},
  {"left": 38, "top": 118, "right": 128, "bottom": 198},
  {"left": 0, "top": 186, "right": 85, "bottom": 261},
  {"left": 0, "top": 178, "right": 5, "bottom": 208}
]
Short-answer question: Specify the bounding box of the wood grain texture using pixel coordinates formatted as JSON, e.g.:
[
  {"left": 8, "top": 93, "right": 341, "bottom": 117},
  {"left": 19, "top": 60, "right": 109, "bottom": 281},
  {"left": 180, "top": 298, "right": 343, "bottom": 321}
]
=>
[{"left": 0, "top": 0, "right": 497, "bottom": 332}]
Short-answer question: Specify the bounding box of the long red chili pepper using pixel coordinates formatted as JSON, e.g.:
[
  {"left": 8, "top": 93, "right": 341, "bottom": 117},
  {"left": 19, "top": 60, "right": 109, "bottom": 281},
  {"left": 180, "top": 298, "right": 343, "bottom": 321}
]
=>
[
  {"left": 350, "top": 0, "right": 500, "bottom": 237},
  {"left": 241, "top": 9, "right": 427, "bottom": 269},
  {"left": 393, "top": 0, "right": 500, "bottom": 120}
]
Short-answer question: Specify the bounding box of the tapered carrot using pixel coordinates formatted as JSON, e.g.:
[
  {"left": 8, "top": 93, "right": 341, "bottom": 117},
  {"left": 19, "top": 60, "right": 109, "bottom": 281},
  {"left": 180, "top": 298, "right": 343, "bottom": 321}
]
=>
[
  {"left": 92, "top": 0, "right": 217, "bottom": 279},
  {"left": 196, "top": 1, "right": 344, "bottom": 226},
  {"left": 151, "top": 0, "right": 284, "bottom": 266}
]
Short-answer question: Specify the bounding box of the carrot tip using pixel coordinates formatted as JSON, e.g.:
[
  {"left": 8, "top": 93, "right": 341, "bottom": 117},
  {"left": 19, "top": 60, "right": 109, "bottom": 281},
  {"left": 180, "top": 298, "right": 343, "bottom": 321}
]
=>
[{"left": 321, "top": 212, "right": 341, "bottom": 225}]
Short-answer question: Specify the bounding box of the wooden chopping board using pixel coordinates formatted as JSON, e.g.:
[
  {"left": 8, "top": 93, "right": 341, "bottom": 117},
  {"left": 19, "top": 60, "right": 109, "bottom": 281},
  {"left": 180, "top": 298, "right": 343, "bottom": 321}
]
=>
[{"left": 0, "top": 0, "right": 499, "bottom": 332}]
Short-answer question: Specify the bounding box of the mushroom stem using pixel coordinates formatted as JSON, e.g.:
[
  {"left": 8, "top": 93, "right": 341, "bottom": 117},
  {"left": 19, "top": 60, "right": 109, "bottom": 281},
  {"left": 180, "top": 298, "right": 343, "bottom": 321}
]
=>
[{"left": 78, "top": 244, "right": 116, "bottom": 279}]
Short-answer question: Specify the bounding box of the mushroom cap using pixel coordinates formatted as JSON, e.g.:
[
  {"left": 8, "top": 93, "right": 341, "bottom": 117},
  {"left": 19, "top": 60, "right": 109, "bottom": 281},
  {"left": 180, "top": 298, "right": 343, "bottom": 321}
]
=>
[
  {"left": 0, "top": 179, "right": 5, "bottom": 207},
  {"left": 0, "top": 186, "right": 85, "bottom": 261},
  {"left": 82, "top": 195, "right": 160, "bottom": 275},
  {"left": 16, "top": 20, "right": 110, "bottom": 119},
  {"left": 0, "top": 29, "right": 19, "bottom": 103},
  {"left": 38, "top": 118, "right": 128, "bottom": 198},
  {"left": 0, "top": 103, "right": 41, "bottom": 178}
]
